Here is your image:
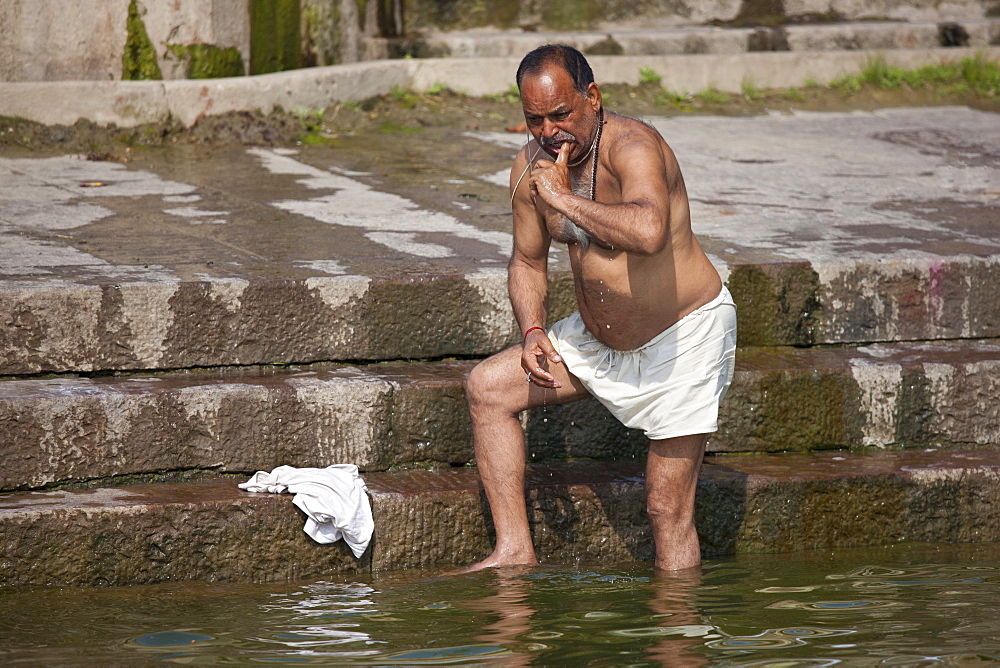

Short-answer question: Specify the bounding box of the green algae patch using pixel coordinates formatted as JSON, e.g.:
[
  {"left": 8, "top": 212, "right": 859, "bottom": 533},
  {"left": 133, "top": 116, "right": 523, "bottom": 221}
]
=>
[
  {"left": 122, "top": 0, "right": 162, "bottom": 81},
  {"left": 541, "top": 0, "right": 601, "bottom": 30},
  {"left": 302, "top": 0, "right": 343, "bottom": 66},
  {"left": 752, "top": 371, "right": 853, "bottom": 451},
  {"left": 896, "top": 368, "right": 936, "bottom": 446},
  {"left": 728, "top": 264, "right": 822, "bottom": 347},
  {"left": 250, "top": 0, "right": 303, "bottom": 74},
  {"left": 401, "top": 0, "right": 521, "bottom": 31},
  {"left": 168, "top": 44, "right": 245, "bottom": 79}
]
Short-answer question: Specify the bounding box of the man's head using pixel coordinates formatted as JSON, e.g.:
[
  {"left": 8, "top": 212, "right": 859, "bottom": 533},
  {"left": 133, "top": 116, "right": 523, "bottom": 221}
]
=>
[
  {"left": 516, "top": 44, "right": 594, "bottom": 95},
  {"left": 516, "top": 44, "right": 603, "bottom": 162}
]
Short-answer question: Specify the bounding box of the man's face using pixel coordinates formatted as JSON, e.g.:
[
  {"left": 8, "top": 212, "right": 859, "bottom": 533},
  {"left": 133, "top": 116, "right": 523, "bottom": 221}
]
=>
[{"left": 519, "top": 64, "right": 601, "bottom": 162}]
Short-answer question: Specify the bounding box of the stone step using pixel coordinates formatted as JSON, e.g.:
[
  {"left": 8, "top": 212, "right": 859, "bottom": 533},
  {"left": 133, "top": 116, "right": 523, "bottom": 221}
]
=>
[
  {"left": 3, "top": 339, "right": 998, "bottom": 491},
  {"left": 3, "top": 447, "right": 999, "bottom": 586},
  {"left": 394, "top": 2, "right": 997, "bottom": 35},
  {"left": 4, "top": 254, "right": 1000, "bottom": 375},
  {"left": 381, "top": 20, "right": 1000, "bottom": 60},
  {"left": 3, "top": 105, "right": 998, "bottom": 375}
]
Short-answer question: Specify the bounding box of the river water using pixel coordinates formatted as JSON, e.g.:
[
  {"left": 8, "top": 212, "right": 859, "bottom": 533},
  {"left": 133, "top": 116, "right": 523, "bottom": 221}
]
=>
[{"left": 3, "top": 542, "right": 998, "bottom": 665}]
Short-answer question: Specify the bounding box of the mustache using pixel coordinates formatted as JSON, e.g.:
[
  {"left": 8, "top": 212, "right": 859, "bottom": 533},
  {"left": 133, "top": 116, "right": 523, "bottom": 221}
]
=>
[{"left": 540, "top": 132, "right": 575, "bottom": 148}]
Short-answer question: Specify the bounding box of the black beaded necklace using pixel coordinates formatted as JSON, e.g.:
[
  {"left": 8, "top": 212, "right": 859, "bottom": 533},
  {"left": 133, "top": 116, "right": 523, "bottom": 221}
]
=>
[{"left": 588, "top": 107, "right": 605, "bottom": 202}]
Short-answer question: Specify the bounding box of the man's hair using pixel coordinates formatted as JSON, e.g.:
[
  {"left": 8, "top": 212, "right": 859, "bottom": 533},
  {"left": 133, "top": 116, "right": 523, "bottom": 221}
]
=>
[{"left": 515, "top": 44, "right": 594, "bottom": 95}]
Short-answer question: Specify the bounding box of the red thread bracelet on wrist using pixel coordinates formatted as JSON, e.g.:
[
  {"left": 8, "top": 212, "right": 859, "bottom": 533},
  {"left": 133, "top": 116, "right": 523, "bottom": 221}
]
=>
[{"left": 523, "top": 326, "right": 545, "bottom": 340}]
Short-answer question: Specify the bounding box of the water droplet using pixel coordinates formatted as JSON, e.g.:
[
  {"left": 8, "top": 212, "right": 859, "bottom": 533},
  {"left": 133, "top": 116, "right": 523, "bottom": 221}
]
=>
[{"left": 606, "top": 324, "right": 611, "bottom": 329}]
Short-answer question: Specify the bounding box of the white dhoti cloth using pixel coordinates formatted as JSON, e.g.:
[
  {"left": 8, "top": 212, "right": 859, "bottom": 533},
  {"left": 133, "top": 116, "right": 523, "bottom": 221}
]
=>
[
  {"left": 547, "top": 286, "right": 738, "bottom": 441},
  {"left": 239, "top": 464, "right": 374, "bottom": 557}
]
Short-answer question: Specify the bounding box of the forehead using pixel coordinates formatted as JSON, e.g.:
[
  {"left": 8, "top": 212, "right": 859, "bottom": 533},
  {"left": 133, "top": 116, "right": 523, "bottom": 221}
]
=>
[{"left": 519, "top": 65, "right": 582, "bottom": 114}]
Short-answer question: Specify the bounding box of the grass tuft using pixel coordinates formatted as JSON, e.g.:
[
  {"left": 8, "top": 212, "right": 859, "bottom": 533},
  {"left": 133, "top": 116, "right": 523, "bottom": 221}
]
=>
[
  {"left": 639, "top": 66, "right": 662, "bottom": 86},
  {"left": 832, "top": 52, "right": 1000, "bottom": 98}
]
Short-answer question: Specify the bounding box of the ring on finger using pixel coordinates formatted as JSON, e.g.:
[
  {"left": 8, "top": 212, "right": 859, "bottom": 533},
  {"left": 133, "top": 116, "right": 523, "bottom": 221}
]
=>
[{"left": 525, "top": 373, "right": 532, "bottom": 382}]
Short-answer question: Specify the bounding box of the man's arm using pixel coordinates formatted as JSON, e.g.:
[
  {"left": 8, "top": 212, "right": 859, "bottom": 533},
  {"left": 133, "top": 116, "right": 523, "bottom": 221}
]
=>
[
  {"left": 509, "top": 148, "right": 564, "bottom": 388},
  {"left": 531, "top": 132, "right": 674, "bottom": 255}
]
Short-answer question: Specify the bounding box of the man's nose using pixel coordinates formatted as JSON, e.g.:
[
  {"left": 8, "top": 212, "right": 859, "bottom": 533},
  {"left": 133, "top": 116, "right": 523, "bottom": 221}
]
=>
[{"left": 541, "top": 118, "right": 559, "bottom": 138}]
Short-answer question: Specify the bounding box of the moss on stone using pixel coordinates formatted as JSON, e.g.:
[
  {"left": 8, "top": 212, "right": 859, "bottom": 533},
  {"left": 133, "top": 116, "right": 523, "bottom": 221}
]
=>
[
  {"left": 122, "top": 0, "right": 162, "bottom": 81},
  {"left": 585, "top": 36, "right": 625, "bottom": 56},
  {"left": 398, "top": 0, "right": 521, "bottom": 31},
  {"left": 250, "top": 0, "right": 303, "bottom": 74},
  {"left": 541, "top": 0, "right": 601, "bottom": 30},
  {"left": 302, "top": 0, "right": 349, "bottom": 67},
  {"left": 727, "top": 264, "right": 822, "bottom": 347},
  {"left": 754, "top": 372, "right": 852, "bottom": 450},
  {"left": 168, "top": 44, "right": 245, "bottom": 79},
  {"left": 896, "top": 368, "right": 935, "bottom": 445}
]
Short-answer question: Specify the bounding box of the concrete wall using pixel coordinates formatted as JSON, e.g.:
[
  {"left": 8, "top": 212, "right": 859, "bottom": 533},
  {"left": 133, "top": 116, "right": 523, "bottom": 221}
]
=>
[
  {"left": 145, "top": 0, "right": 251, "bottom": 80},
  {"left": 1, "top": 0, "right": 997, "bottom": 82},
  {"left": 0, "top": 0, "right": 249, "bottom": 82},
  {"left": 0, "top": 0, "right": 130, "bottom": 81},
  {"left": 397, "top": 0, "right": 997, "bottom": 31}
]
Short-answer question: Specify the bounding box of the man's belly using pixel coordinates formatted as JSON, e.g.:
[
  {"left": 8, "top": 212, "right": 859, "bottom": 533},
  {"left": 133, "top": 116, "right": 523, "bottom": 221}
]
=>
[{"left": 570, "top": 247, "right": 721, "bottom": 351}]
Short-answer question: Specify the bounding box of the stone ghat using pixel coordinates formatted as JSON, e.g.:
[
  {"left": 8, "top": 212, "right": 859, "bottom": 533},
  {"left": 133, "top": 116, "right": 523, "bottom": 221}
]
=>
[
  {"left": 2, "top": 340, "right": 999, "bottom": 493},
  {"left": 383, "top": 19, "right": 1000, "bottom": 61},
  {"left": 3, "top": 256, "right": 1000, "bottom": 376},
  {"left": 3, "top": 335, "right": 999, "bottom": 587},
  {"left": 2, "top": 449, "right": 999, "bottom": 587},
  {"left": 1, "top": 105, "right": 997, "bottom": 586}
]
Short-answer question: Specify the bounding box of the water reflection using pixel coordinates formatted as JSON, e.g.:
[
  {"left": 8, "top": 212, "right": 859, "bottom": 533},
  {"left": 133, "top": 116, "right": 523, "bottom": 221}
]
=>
[
  {"left": 643, "top": 568, "right": 715, "bottom": 666},
  {"left": 2, "top": 543, "right": 1000, "bottom": 664},
  {"left": 465, "top": 567, "right": 534, "bottom": 665},
  {"left": 706, "top": 626, "right": 854, "bottom": 650},
  {"left": 131, "top": 630, "right": 215, "bottom": 646}
]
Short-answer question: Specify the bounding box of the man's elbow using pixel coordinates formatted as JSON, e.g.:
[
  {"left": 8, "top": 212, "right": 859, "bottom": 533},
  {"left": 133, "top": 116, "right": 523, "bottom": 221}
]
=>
[
  {"left": 632, "top": 222, "right": 669, "bottom": 255},
  {"left": 632, "top": 238, "right": 667, "bottom": 256},
  {"left": 509, "top": 253, "right": 547, "bottom": 274},
  {"left": 628, "top": 203, "right": 669, "bottom": 255}
]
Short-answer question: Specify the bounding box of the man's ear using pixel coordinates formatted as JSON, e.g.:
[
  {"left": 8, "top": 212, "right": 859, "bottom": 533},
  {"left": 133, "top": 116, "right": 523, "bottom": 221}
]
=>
[{"left": 587, "top": 82, "right": 602, "bottom": 111}]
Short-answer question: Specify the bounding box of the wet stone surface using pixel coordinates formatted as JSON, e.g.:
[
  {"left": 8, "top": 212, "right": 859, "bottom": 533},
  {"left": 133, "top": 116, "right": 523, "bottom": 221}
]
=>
[
  {"left": 2, "top": 448, "right": 1000, "bottom": 584},
  {"left": 2, "top": 106, "right": 996, "bottom": 283},
  {"left": 0, "top": 105, "right": 997, "bottom": 372}
]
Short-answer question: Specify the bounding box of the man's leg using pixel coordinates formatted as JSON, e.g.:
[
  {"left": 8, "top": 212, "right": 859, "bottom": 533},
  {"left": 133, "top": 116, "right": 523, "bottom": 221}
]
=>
[
  {"left": 462, "top": 344, "right": 588, "bottom": 572},
  {"left": 645, "top": 433, "right": 708, "bottom": 571}
]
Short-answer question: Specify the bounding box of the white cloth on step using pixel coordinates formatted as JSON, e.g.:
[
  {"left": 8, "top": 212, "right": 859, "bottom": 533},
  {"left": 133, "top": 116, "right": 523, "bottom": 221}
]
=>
[{"left": 239, "top": 464, "right": 374, "bottom": 557}]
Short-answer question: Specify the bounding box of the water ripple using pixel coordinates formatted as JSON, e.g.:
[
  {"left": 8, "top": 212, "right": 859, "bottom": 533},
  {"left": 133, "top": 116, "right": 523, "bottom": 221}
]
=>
[
  {"left": 707, "top": 626, "right": 854, "bottom": 650},
  {"left": 767, "top": 599, "right": 902, "bottom": 611}
]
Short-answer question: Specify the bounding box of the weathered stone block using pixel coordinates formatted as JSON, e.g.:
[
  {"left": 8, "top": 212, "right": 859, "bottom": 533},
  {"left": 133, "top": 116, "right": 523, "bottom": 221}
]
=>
[
  {"left": 0, "top": 361, "right": 476, "bottom": 491},
  {"left": 3, "top": 449, "right": 999, "bottom": 586},
  {"left": 4, "top": 340, "right": 1000, "bottom": 491},
  {"left": 0, "top": 274, "right": 519, "bottom": 375},
  {"left": 698, "top": 448, "right": 1000, "bottom": 555},
  {"left": 0, "top": 480, "right": 365, "bottom": 587}
]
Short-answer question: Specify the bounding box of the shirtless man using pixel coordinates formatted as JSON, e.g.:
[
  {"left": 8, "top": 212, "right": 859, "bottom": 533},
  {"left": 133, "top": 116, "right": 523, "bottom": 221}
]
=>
[{"left": 463, "top": 45, "right": 737, "bottom": 572}]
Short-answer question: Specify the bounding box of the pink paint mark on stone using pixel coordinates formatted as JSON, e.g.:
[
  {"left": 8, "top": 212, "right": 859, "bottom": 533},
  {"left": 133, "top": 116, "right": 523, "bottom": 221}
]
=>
[{"left": 929, "top": 259, "right": 944, "bottom": 327}]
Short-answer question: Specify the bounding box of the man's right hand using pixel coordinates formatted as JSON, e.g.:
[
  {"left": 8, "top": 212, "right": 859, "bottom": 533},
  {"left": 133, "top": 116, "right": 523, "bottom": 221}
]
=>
[
  {"left": 529, "top": 141, "right": 572, "bottom": 207},
  {"left": 522, "top": 329, "right": 563, "bottom": 389}
]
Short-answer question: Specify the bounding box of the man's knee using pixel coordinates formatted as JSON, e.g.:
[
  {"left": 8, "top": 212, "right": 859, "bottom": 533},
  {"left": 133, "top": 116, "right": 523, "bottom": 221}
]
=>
[
  {"left": 645, "top": 446, "right": 703, "bottom": 529},
  {"left": 646, "top": 489, "right": 694, "bottom": 527},
  {"left": 466, "top": 357, "right": 513, "bottom": 415}
]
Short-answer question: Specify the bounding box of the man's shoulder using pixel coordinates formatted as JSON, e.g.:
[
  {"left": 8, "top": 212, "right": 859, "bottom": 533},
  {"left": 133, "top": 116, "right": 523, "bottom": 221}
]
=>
[
  {"left": 609, "top": 111, "right": 665, "bottom": 141},
  {"left": 605, "top": 112, "right": 669, "bottom": 160}
]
